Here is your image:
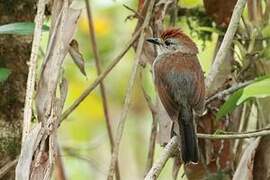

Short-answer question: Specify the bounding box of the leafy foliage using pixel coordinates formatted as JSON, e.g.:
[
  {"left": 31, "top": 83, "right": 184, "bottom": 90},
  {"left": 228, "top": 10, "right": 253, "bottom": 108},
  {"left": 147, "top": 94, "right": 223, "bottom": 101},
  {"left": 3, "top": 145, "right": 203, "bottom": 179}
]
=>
[
  {"left": 216, "top": 89, "right": 243, "bottom": 120},
  {"left": 217, "top": 76, "right": 270, "bottom": 119}
]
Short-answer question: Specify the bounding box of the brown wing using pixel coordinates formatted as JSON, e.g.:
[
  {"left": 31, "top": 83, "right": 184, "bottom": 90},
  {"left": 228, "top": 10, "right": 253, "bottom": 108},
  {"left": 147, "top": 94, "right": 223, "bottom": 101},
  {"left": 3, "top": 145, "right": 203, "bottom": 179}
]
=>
[
  {"left": 153, "top": 52, "right": 205, "bottom": 118},
  {"left": 155, "top": 72, "right": 178, "bottom": 119}
]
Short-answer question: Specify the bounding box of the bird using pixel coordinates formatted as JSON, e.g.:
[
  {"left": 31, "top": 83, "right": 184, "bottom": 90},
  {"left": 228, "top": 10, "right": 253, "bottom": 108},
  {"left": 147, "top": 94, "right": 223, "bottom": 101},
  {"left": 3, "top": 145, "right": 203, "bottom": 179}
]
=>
[{"left": 146, "top": 28, "right": 205, "bottom": 164}]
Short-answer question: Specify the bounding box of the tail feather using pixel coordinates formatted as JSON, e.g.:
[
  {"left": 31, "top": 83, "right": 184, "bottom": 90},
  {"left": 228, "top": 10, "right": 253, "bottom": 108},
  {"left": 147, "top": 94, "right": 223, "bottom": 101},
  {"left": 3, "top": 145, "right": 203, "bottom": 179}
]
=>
[{"left": 178, "top": 104, "right": 199, "bottom": 163}]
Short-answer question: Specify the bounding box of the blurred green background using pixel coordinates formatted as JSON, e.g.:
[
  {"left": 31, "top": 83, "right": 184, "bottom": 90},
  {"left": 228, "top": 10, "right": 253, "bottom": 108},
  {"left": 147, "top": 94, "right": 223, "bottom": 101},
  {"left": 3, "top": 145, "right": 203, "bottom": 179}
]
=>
[{"left": 44, "top": 0, "right": 216, "bottom": 179}]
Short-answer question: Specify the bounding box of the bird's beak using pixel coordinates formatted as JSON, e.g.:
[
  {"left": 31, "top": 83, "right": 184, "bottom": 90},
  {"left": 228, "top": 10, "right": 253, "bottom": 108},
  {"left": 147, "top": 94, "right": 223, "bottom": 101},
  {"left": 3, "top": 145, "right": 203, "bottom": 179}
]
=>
[{"left": 146, "top": 38, "right": 162, "bottom": 45}]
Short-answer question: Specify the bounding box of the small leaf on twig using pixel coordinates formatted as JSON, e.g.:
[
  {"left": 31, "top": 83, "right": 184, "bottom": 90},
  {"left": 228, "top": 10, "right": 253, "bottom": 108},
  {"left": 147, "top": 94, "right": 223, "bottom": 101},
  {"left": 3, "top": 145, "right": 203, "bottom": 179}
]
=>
[
  {"left": 0, "top": 68, "right": 11, "bottom": 82},
  {"left": 0, "top": 22, "right": 49, "bottom": 35},
  {"left": 69, "top": 39, "right": 87, "bottom": 77},
  {"left": 216, "top": 89, "right": 243, "bottom": 120}
]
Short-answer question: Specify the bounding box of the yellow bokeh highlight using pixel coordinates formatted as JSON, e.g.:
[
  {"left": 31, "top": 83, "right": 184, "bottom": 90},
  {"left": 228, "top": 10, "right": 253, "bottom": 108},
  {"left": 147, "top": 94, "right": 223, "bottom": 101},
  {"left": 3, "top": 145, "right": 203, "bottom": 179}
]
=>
[
  {"left": 181, "top": 0, "right": 202, "bottom": 6},
  {"left": 67, "top": 80, "right": 104, "bottom": 121},
  {"left": 78, "top": 13, "right": 111, "bottom": 36}
]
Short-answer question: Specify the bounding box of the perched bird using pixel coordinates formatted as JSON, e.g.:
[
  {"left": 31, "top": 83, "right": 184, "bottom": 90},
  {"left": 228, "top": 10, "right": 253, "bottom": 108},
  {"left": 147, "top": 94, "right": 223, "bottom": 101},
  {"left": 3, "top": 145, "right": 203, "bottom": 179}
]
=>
[{"left": 146, "top": 28, "right": 205, "bottom": 163}]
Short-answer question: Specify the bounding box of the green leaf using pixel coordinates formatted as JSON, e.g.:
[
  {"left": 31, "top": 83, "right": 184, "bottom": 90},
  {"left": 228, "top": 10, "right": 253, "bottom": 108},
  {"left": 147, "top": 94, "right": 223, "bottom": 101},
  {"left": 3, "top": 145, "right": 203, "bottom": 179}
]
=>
[
  {"left": 237, "top": 78, "right": 270, "bottom": 105},
  {"left": 0, "top": 22, "right": 49, "bottom": 35},
  {"left": 262, "top": 24, "right": 270, "bottom": 38},
  {"left": 216, "top": 75, "right": 270, "bottom": 120},
  {"left": 216, "top": 89, "right": 243, "bottom": 120},
  {"left": 197, "top": 26, "right": 224, "bottom": 35},
  {"left": 0, "top": 68, "right": 11, "bottom": 82}
]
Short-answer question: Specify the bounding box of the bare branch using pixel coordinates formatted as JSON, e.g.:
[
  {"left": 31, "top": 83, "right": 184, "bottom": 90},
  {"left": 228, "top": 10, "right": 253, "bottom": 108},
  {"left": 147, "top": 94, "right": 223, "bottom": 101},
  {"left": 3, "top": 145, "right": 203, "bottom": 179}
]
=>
[
  {"left": 205, "top": 0, "right": 247, "bottom": 95},
  {"left": 140, "top": 74, "right": 158, "bottom": 174},
  {"left": 107, "top": 0, "right": 156, "bottom": 179},
  {"left": 22, "top": 0, "right": 46, "bottom": 143},
  {"left": 197, "top": 129, "right": 270, "bottom": 139},
  {"left": 145, "top": 116, "right": 158, "bottom": 175},
  {"left": 60, "top": 27, "right": 142, "bottom": 122},
  {"left": 0, "top": 159, "right": 18, "bottom": 179},
  {"left": 55, "top": 145, "right": 66, "bottom": 180},
  {"left": 206, "top": 80, "right": 254, "bottom": 104},
  {"left": 144, "top": 128, "right": 270, "bottom": 179},
  {"left": 123, "top": 4, "right": 143, "bottom": 21},
  {"left": 84, "top": 1, "right": 121, "bottom": 179},
  {"left": 144, "top": 136, "right": 178, "bottom": 180}
]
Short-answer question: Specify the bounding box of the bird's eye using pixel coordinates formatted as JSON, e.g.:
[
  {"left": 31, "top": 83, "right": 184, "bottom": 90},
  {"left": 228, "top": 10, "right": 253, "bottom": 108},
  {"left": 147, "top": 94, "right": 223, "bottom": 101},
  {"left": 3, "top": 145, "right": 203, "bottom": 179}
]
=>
[{"left": 164, "top": 40, "right": 173, "bottom": 46}]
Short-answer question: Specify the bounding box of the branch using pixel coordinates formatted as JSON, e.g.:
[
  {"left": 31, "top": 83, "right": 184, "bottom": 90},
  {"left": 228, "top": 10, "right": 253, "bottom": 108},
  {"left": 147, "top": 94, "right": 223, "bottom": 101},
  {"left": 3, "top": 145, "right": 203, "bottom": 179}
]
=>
[
  {"left": 145, "top": 127, "right": 270, "bottom": 179},
  {"left": 205, "top": 0, "right": 247, "bottom": 95},
  {"left": 0, "top": 159, "right": 18, "bottom": 179},
  {"left": 84, "top": 1, "right": 120, "bottom": 180},
  {"left": 206, "top": 80, "right": 254, "bottom": 104},
  {"left": 140, "top": 72, "right": 159, "bottom": 174},
  {"left": 197, "top": 129, "right": 270, "bottom": 139},
  {"left": 55, "top": 145, "right": 66, "bottom": 180},
  {"left": 141, "top": 86, "right": 158, "bottom": 174},
  {"left": 144, "top": 136, "right": 178, "bottom": 180},
  {"left": 145, "top": 116, "right": 158, "bottom": 174},
  {"left": 22, "top": 0, "right": 46, "bottom": 143},
  {"left": 107, "top": 0, "right": 156, "bottom": 179},
  {"left": 60, "top": 27, "right": 142, "bottom": 122}
]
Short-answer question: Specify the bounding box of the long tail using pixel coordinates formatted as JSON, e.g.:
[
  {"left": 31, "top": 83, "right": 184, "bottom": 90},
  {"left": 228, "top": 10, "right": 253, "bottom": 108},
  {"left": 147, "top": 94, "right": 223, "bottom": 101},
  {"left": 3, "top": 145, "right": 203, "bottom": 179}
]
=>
[{"left": 178, "top": 104, "right": 199, "bottom": 163}]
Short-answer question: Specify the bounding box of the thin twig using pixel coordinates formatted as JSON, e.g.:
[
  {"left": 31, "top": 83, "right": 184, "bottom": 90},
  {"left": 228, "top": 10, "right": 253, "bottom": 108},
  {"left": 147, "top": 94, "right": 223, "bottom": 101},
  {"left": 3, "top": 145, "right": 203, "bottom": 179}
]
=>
[
  {"left": 60, "top": 27, "right": 142, "bottom": 122},
  {"left": 144, "top": 136, "right": 178, "bottom": 180},
  {"left": 141, "top": 79, "right": 158, "bottom": 174},
  {"left": 22, "top": 0, "right": 46, "bottom": 143},
  {"left": 206, "top": 80, "right": 254, "bottom": 104},
  {"left": 55, "top": 145, "right": 66, "bottom": 180},
  {"left": 64, "top": 149, "right": 105, "bottom": 174},
  {"left": 140, "top": 72, "right": 156, "bottom": 112},
  {"left": 205, "top": 0, "right": 247, "bottom": 94},
  {"left": 107, "top": 0, "right": 156, "bottom": 179},
  {"left": 0, "top": 159, "right": 18, "bottom": 179},
  {"left": 145, "top": 115, "right": 158, "bottom": 175},
  {"left": 140, "top": 73, "right": 158, "bottom": 174},
  {"left": 123, "top": 4, "right": 144, "bottom": 21},
  {"left": 197, "top": 129, "right": 270, "bottom": 139},
  {"left": 84, "top": 1, "right": 121, "bottom": 180}
]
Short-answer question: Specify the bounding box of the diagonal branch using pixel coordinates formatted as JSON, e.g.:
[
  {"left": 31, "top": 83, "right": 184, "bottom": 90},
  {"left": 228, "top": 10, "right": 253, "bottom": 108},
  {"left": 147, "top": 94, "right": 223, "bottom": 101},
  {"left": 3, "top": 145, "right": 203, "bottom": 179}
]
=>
[
  {"left": 84, "top": 1, "right": 120, "bottom": 179},
  {"left": 144, "top": 136, "right": 178, "bottom": 180},
  {"left": 140, "top": 75, "right": 158, "bottom": 174},
  {"left": 107, "top": 0, "right": 156, "bottom": 179},
  {"left": 205, "top": 0, "right": 247, "bottom": 95},
  {"left": 0, "top": 159, "right": 18, "bottom": 179},
  {"left": 55, "top": 144, "right": 66, "bottom": 180},
  {"left": 60, "top": 27, "right": 142, "bottom": 122},
  {"left": 22, "top": 0, "right": 46, "bottom": 143},
  {"left": 206, "top": 79, "right": 254, "bottom": 104}
]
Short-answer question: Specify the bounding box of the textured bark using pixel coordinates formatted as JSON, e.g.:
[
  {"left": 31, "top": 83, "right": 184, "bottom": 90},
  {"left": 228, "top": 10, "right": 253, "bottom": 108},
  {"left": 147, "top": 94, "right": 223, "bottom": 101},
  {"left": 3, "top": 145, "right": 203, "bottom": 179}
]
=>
[
  {"left": 0, "top": 0, "right": 36, "bottom": 179},
  {"left": 253, "top": 136, "right": 270, "bottom": 180},
  {"left": 203, "top": 0, "right": 237, "bottom": 27}
]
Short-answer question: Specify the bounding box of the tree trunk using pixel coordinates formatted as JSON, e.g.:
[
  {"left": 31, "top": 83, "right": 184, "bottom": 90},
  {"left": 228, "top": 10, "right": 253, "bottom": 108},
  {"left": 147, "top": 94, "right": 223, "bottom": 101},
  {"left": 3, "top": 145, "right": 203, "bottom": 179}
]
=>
[{"left": 0, "top": 0, "right": 36, "bottom": 179}]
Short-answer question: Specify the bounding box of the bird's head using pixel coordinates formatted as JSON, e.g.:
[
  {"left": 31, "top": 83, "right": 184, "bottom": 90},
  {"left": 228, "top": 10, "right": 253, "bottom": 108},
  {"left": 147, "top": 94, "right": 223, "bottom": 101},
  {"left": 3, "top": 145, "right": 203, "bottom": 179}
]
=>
[{"left": 146, "top": 28, "right": 198, "bottom": 55}]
